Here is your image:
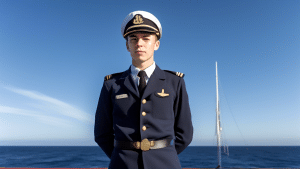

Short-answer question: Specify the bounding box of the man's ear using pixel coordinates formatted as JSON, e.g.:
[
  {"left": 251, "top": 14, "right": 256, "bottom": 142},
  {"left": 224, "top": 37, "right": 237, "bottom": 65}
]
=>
[{"left": 154, "top": 40, "right": 160, "bottom": 51}]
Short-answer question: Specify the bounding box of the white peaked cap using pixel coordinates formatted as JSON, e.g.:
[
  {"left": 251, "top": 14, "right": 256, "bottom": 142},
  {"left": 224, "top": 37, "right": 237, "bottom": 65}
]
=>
[{"left": 121, "top": 10, "right": 162, "bottom": 39}]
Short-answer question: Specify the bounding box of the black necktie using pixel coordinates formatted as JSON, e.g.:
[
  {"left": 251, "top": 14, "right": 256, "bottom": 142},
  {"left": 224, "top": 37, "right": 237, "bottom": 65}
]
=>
[{"left": 138, "top": 70, "right": 147, "bottom": 96}]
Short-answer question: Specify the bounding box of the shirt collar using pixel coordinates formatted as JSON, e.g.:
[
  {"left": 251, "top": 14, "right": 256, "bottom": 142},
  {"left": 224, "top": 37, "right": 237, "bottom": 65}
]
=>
[{"left": 130, "top": 62, "right": 156, "bottom": 78}]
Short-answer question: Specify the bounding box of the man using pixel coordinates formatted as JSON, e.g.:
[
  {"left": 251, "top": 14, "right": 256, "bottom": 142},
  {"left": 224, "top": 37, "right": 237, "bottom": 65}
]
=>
[{"left": 94, "top": 10, "right": 193, "bottom": 169}]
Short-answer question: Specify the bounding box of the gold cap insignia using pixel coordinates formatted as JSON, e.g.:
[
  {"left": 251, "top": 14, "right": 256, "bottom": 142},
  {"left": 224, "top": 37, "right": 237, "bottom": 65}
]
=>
[
  {"left": 157, "top": 89, "right": 169, "bottom": 97},
  {"left": 133, "top": 15, "right": 144, "bottom": 24}
]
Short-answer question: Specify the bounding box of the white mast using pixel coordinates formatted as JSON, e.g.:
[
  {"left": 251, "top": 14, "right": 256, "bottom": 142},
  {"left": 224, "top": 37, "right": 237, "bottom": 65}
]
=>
[{"left": 216, "top": 62, "right": 222, "bottom": 167}]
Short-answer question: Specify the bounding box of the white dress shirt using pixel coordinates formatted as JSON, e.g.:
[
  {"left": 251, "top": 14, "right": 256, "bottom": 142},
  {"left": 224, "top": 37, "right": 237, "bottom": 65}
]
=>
[{"left": 130, "top": 62, "right": 156, "bottom": 88}]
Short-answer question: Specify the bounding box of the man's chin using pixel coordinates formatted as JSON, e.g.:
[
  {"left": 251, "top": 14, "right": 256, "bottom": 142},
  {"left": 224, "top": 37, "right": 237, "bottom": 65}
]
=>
[
  {"left": 133, "top": 56, "right": 146, "bottom": 61},
  {"left": 132, "top": 55, "right": 153, "bottom": 62}
]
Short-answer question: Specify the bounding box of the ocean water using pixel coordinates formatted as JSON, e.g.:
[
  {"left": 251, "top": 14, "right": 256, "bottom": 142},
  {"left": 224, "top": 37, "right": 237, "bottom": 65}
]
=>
[{"left": 0, "top": 146, "right": 299, "bottom": 168}]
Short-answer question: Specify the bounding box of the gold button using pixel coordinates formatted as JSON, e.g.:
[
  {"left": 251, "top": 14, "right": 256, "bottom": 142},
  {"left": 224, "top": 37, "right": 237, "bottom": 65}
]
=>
[
  {"left": 142, "top": 99, "right": 146, "bottom": 104},
  {"left": 142, "top": 111, "right": 146, "bottom": 116},
  {"left": 142, "top": 126, "right": 147, "bottom": 131}
]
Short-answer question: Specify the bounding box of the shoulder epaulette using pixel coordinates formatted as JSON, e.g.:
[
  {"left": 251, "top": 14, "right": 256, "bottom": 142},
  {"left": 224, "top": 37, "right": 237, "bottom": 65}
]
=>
[
  {"left": 164, "top": 70, "right": 185, "bottom": 78},
  {"left": 104, "top": 72, "right": 124, "bottom": 81}
]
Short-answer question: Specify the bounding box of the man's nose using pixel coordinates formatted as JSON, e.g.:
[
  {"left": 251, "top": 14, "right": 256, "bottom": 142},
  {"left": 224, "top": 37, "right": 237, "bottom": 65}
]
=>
[{"left": 136, "top": 38, "right": 144, "bottom": 46}]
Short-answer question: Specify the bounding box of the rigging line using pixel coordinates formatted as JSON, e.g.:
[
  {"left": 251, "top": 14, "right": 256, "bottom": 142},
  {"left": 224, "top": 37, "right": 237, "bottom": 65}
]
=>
[{"left": 219, "top": 79, "right": 247, "bottom": 145}]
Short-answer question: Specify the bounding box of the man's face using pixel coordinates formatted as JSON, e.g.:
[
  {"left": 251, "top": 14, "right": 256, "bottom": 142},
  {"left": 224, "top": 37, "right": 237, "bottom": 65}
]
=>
[{"left": 126, "top": 32, "right": 160, "bottom": 65}]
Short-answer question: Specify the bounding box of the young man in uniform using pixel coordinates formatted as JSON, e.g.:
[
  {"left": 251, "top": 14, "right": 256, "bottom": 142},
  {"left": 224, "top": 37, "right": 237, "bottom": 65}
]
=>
[{"left": 94, "top": 10, "right": 193, "bottom": 169}]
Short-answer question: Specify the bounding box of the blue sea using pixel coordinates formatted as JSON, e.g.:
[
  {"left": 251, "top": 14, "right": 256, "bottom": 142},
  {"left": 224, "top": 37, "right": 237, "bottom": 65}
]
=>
[{"left": 0, "top": 146, "right": 299, "bottom": 168}]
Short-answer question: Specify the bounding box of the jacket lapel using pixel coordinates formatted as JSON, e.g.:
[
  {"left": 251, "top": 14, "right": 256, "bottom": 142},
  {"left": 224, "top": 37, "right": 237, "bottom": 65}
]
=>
[
  {"left": 122, "top": 68, "right": 140, "bottom": 98},
  {"left": 142, "top": 65, "right": 166, "bottom": 99}
]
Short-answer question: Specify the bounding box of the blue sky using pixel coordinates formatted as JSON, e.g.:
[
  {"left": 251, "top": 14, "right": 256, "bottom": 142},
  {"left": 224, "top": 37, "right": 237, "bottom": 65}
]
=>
[{"left": 0, "top": 0, "right": 299, "bottom": 146}]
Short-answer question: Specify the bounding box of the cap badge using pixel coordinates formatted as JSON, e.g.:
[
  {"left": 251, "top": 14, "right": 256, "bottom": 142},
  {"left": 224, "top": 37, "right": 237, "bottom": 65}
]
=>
[
  {"left": 133, "top": 15, "right": 144, "bottom": 24},
  {"left": 157, "top": 89, "right": 169, "bottom": 97}
]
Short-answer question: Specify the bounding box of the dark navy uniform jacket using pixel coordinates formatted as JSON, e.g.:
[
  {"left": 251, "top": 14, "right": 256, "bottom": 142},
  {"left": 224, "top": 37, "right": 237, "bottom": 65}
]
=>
[{"left": 94, "top": 65, "right": 193, "bottom": 169}]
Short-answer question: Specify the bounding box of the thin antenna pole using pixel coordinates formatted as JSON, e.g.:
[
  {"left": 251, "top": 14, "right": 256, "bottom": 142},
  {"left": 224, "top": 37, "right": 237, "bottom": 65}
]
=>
[{"left": 216, "top": 62, "right": 221, "bottom": 167}]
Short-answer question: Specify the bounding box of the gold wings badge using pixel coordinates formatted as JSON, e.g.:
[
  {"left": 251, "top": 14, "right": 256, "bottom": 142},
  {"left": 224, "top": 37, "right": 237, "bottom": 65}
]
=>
[{"left": 157, "top": 89, "right": 169, "bottom": 97}]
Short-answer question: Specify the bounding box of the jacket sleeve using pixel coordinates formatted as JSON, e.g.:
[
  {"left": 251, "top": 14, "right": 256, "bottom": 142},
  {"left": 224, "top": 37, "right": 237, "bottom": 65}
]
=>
[
  {"left": 174, "top": 77, "right": 193, "bottom": 154},
  {"left": 94, "top": 81, "right": 114, "bottom": 158}
]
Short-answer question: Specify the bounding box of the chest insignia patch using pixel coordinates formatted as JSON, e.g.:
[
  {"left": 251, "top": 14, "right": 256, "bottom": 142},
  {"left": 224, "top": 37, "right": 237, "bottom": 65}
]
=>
[
  {"left": 157, "top": 89, "right": 169, "bottom": 97},
  {"left": 116, "top": 94, "right": 128, "bottom": 99}
]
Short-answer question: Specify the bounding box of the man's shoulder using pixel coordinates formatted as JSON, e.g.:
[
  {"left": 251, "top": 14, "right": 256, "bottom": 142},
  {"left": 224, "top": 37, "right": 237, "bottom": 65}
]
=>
[
  {"left": 104, "top": 71, "right": 126, "bottom": 81},
  {"left": 163, "top": 70, "right": 185, "bottom": 78}
]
